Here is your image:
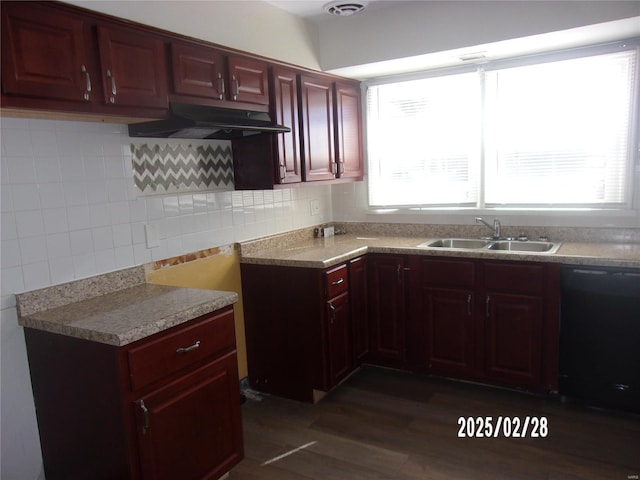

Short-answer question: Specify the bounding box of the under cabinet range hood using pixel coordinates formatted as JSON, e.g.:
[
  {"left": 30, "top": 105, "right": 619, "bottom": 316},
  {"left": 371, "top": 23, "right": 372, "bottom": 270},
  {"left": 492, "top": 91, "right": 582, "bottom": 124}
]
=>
[{"left": 128, "top": 102, "right": 290, "bottom": 140}]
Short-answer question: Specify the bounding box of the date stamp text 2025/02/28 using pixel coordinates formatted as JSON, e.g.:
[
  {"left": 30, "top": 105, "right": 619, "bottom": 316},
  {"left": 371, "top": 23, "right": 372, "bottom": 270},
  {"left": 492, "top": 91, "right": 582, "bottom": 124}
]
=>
[
  {"left": 457, "top": 416, "right": 548, "bottom": 438},
  {"left": 457, "top": 416, "right": 638, "bottom": 480}
]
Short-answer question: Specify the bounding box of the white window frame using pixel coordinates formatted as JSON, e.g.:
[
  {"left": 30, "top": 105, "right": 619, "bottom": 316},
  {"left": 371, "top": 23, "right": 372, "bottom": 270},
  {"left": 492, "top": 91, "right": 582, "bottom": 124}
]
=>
[{"left": 363, "top": 39, "right": 640, "bottom": 220}]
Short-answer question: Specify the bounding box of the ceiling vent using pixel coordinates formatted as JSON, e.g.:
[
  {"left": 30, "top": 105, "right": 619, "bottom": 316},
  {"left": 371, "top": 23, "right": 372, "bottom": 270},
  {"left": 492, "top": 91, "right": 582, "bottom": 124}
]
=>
[{"left": 323, "top": 1, "right": 367, "bottom": 16}]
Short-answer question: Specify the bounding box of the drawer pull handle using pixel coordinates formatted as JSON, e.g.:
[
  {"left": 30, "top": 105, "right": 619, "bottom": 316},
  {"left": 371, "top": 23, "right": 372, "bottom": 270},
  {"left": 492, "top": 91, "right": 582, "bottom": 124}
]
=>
[
  {"left": 331, "top": 278, "right": 344, "bottom": 286},
  {"left": 218, "top": 72, "right": 225, "bottom": 100},
  {"left": 140, "top": 399, "right": 149, "bottom": 434},
  {"left": 176, "top": 341, "right": 201, "bottom": 354},
  {"left": 81, "top": 64, "right": 91, "bottom": 100}
]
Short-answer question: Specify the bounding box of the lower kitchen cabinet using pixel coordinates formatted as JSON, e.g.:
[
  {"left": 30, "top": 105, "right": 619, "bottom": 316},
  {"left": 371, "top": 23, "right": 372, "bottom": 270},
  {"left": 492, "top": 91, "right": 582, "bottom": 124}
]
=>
[
  {"left": 135, "top": 352, "right": 242, "bottom": 480},
  {"left": 241, "top": 259, "right": 361, "bottom": 402},
  {"left": 481, "top": 261, "right": 558, "bottom": 391},
  {"left": 413, "top": 257, "right": 476, "bottom": 378},
  {"left": 367, "top": 254, "right": 408, "bottom": 367},
  {"left": 411, "top": 257, "right": 560, "bottom": 392},
  {"left": 24, "top": 306, "right": 243, "bottom": 480},
  {"left": 326, "top": 290, "right": 353, "bottom": 386},
  {"left": 349, "top": 256, "right": 369, "bottom": 363}
]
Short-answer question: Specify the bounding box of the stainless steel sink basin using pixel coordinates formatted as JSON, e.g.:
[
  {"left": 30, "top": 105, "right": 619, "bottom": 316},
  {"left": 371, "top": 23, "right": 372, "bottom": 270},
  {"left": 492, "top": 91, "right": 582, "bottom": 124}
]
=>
[
  {"left": 417, "top": 238, "right": 562, "bottom": 254},
  {"left": 486, "top": 240, "right": 562, "bottom": 253},
  {"left": 418, "top": 238, "right": 490, "bottom": 249}
]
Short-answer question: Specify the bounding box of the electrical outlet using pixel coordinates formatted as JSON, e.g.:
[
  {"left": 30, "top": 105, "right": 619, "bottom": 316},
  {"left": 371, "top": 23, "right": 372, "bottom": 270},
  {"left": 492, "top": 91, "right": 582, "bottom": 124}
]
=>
[{"left": 310, "top": 199, "right": 320, "bottom": 216}]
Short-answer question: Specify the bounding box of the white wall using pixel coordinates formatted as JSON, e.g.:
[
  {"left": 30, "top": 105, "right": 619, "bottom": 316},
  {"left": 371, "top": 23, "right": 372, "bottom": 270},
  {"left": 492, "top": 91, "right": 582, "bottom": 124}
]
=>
[
  {"left": 0, "top": 117, "right": 332, "bottom": 479},
  {"left": 316, "top": 1, "right": 640, "bottom": 71},
  {"left": 64, "top": 0, "right": 322, "bottom": 70}
]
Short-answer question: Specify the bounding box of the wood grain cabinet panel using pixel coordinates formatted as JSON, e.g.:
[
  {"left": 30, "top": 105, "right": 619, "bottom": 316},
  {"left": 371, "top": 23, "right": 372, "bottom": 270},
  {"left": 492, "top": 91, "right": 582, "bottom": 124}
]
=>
[
  {"left": 135, "top": 351, "right": 243, "bottom": 480},
  {"left": 96, "top": 24, "right": 168, "bottom": 109},
  {"left": 1, "top": 2, "right": 92, "bottom": 103},
  {"left": 1, "top": 1, "right": 169, "bottom": 117},
  {"left": 170, "top": 42, "right": 225, "bottom": 100},
  {"left": 334, "top": 81, "right": 364, "bottom": 179},
  {"left": 367, "top": 254, "right": 407, "bottom": 366},
  {"left": 227, "top": 56, "right": 269, "bottom": 105},
  {"left": 23, "top": 306, "right": 243, "bottom": 479},
  {"left": 232, "top": 66, "right": 302, "bottom": 189},
  {"left": 409, "top": 257, "right": 558, "bottom": 392},
  {"left": 242, "top": 259, "right": 362, "bottom": 402},
  {"left": 299, "top": 74, "right": 336, "bottom": 182}
]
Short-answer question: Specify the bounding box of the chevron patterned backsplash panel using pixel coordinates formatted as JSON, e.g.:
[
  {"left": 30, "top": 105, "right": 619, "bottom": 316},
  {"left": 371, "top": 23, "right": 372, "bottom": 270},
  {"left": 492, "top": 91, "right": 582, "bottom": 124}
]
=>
[{"left": 131, "top": 142, "right": 234, "bottom": 195}]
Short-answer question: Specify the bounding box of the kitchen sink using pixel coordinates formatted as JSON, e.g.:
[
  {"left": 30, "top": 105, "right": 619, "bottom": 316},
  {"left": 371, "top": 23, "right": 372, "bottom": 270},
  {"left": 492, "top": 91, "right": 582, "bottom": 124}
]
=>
[
  {"left": 419, "top": 238, "right": 491, "bottom": 249},
  {"left": 417, "top": 238, "right": 562, "bottom": 254},
  {"left": 486, "top": 240, "right": 561, "bottom": 253}
]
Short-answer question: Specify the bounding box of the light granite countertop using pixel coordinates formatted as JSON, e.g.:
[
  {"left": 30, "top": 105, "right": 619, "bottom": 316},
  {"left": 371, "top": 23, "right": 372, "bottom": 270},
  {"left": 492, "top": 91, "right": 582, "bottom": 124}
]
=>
[
  {"left": 18, "top": 281, "right": 238, "bottom": 346},
  {"left": 240, "top": 233, "right": 640, "bottom": 269}
]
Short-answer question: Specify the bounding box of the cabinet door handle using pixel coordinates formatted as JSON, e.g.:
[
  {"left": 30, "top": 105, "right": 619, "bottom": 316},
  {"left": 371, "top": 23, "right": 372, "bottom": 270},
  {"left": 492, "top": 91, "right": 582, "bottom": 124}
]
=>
[
  {"left": 218, "top": 72, "right": 225, "bottom": 100},
  {"left": 486, "top": 296, "right": 491, "bottom": 317},
  {"left": 81, "top": 65, "right": 91, "bottom": 100},
  {"left": 106, "top": 69, "right": 116, "bottom": 103},
  {"left": 232, "top": 74, "right": 239, "bottom": 101},
  {"left": 397, "top": 264, "right": 402, "bottom": 283},
  {"left": 331, "top": 278, "right": 344, "bottom": 286},
  {"left": 176, "top": 340, "right": 201, "bottom": 354},
  {"left": 467, "top": 294, "right": 472, "bottom": 316},
  {"left": 328, "top": 302, "right": 336, "bottom": 324},
  {"left": 139, "top": 399, "right": 149, "bottom": 435}
]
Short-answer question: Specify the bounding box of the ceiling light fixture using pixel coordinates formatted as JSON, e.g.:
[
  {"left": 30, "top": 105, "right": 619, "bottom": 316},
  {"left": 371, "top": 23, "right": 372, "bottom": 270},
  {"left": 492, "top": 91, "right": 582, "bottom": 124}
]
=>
[{"left": 323, "top": 1, "right": 367, "bottom": 16}]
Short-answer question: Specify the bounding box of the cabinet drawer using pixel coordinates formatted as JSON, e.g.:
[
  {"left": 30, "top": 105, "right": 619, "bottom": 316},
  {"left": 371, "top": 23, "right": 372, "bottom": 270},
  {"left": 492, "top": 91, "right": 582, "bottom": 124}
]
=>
[
  {"left": 127, "top": 307, "right": 235, "bottom": 391},
  {"left": 325, "top": 264, "right": 349, "bottom": 297}
]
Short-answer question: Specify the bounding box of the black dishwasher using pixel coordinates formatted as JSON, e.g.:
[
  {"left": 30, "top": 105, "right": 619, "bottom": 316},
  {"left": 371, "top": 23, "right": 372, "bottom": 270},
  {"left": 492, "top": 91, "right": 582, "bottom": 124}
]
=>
[{"left": 560, "top": 265, "right": 640, "bottom": 413}]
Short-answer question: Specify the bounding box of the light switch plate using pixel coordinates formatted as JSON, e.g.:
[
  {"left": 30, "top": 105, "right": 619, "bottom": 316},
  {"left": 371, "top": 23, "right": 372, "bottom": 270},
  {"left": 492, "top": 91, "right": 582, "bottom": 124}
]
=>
[{"left": 310, "top": 199, "right": 320, "bottom": 216}]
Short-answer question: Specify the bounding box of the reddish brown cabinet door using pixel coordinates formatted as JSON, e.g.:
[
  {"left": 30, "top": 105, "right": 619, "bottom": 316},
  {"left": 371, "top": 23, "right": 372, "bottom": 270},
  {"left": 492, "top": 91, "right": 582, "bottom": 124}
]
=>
[
  {"left": 416, "top": 258, "right": 476, "bottom": 377},
  {"left": 96, "top": 25, "right": 168, "bottom": 109},
  {"left": 1, "top": 2, "right": 92, "bottom": 103},
  {"left": 482, "top": 261, "right": 546, "bottom": 390},
  {"left": 367, "top": 254, "right": 407, "bottom": 366},
  {"left": 227, "top": 55, "right": 269, "bottom": 105},
  {"left": 326, "top": 291, "right": 354, "bottom": 386},
  {"left": 170, "top": 41, "right": 225, "bottom": 100},
  {"left": 484, "top": 292, "right": 543, "bottom": 390},
  {"left": 349, "top": 256, "right": 369, "bottom": 363},
  {"left": 423, "top": 288, "right": 475, "bottom": 376},
  {"left": 271, "top": 66, "right": 302, "bottom": 183},
  {"left": 334, "top": 81, "right": 364, "bottom": 179},
  {"left": 299, "top": 74, "right": 336, "bottom": 182},
  {"left": 135, "top": 351, "right": 243, "bottom": 480}
]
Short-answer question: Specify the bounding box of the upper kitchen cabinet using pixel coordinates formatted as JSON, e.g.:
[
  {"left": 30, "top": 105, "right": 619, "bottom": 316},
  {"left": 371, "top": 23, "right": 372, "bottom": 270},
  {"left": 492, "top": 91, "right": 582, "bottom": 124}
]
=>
[
  {"left": 299, "top": 74, "right": 337, "bottom": 182},
  {"left": 1, "top": 2, "right": 92, "bottom": 104},
  {"left": 233, "top": 66, "right": 302, "bottom": 189},
  {"left": 1, "top": 1, "right": 168, "bottom": 118},
  {"left": 96, "top": 24, "right": 168, "bottom": 109},
  {"left": 169, "top": 41, "right": 269, "bottom": 108},
  {"left": 334, "top": 81, "right": 364, "bottom": 180}
]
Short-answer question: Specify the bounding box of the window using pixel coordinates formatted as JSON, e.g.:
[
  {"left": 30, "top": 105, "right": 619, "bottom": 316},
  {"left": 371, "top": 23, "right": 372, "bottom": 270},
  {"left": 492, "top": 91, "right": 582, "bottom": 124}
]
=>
[{"left": 366, "top": 41, "right": 639, "bottom": 210}]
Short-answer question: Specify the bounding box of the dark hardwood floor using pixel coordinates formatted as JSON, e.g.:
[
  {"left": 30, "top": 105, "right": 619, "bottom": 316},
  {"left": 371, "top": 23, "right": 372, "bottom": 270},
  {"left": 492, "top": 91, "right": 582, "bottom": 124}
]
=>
[{"left": 229, "top": 366, "right": 640, "bottom": 480}]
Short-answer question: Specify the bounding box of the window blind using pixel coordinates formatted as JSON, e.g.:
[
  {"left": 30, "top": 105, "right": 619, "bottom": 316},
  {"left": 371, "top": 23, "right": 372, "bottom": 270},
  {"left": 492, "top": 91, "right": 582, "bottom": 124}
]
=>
[{"left": 366, "top": 42, "right": 639, "bottom": 210}]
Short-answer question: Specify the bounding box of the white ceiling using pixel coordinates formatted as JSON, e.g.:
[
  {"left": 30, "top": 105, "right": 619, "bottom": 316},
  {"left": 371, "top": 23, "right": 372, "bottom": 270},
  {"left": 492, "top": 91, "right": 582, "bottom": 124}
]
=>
[
  {"left": 263, "top": 0, "right": 405, "bottom": 21},
  {"left": 262, "top": 0, "right": 640, "bottom": 78}
]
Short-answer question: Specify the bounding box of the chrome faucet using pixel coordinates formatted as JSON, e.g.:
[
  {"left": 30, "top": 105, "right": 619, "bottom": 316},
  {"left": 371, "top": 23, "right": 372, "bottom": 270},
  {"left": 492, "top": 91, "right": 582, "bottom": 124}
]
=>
[{"left": 475, "top": 217, "right": 501, "bottom": 239}]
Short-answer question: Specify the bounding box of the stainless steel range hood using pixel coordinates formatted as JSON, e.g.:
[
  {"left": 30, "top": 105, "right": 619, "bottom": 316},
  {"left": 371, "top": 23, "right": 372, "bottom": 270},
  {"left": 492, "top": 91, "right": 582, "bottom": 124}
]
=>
[{"left": 128, "top": 102, "right": 290, "bottom": 140}]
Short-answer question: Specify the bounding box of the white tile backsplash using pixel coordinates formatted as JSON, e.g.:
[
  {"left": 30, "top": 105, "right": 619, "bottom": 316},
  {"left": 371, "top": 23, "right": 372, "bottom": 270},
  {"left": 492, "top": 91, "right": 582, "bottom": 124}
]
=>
[
  {"left": 0, "top": 116, "right": 333, "bottom": 480},
  {"left": 1, "top": 116, "right": 333, "bottom": 295}
]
